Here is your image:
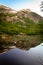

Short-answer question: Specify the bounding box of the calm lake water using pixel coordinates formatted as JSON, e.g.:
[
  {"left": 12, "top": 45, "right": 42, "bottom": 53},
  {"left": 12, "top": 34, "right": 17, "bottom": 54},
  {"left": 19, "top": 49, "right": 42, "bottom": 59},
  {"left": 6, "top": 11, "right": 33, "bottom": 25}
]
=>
[
  {"left": 0, "top": 35, "right": 43, "bottom": 65},
  {"left": 0, "top": 43, "right": 43, "bottom": 65}
]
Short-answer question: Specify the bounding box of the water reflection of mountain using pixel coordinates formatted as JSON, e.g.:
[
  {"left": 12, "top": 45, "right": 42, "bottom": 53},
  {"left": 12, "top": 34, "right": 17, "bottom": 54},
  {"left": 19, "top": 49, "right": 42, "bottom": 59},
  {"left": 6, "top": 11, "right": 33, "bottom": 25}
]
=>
[{"left": 0, "top": 35, "right": 43, "bottom": 53}]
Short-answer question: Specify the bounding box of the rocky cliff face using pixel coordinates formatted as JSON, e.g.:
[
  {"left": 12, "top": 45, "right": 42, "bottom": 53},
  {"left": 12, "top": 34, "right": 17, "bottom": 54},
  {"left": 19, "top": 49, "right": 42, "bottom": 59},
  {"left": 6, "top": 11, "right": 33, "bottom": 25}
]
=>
[
  {"left": 0, "top": 4, "right": 43, "bottom": 23},
  {"left": 0, "top": 5, "right": 17, "bottom": 13}
]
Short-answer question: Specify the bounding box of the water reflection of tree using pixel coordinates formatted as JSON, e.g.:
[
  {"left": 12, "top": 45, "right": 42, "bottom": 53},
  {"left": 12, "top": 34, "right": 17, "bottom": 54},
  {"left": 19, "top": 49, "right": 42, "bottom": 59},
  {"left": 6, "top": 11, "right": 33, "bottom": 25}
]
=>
[{"left": 38, "top": 53, "right": 43, "bottom": 65}]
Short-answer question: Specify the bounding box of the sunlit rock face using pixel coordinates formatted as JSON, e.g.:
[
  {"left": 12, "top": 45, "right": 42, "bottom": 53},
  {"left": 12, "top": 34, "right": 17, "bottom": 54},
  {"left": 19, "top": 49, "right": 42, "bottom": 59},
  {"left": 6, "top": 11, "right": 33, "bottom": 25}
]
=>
[
  {"left": 0, "top": 5, "right": 17, "bottom": 13},
  {"left": 0, "top": 35, "right": 43, "bottom": 53}
]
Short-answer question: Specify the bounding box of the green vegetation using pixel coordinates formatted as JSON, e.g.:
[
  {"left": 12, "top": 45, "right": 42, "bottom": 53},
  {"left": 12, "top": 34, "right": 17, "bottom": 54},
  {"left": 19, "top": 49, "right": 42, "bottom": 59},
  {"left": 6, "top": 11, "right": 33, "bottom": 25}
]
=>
[{"left": 0, "top": 13, "right": 43, "bottom": 35}]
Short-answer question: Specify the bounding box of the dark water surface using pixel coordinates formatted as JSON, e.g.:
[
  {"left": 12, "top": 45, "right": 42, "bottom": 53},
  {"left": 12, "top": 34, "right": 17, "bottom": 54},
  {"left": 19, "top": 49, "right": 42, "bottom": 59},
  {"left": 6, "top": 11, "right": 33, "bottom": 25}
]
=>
[
  {"left": 0, "top": 43, "right": 43, "bottom": 65},
  {"left": 0, "top": 35, "right": 43, "bottom": 65}
]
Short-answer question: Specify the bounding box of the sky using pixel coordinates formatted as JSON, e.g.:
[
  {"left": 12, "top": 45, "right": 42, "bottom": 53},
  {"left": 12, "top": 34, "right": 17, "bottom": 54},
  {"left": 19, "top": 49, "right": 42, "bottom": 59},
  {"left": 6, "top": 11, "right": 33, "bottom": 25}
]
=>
[{"left": 0, "top": 0, "right": 43, "bottom": 16}]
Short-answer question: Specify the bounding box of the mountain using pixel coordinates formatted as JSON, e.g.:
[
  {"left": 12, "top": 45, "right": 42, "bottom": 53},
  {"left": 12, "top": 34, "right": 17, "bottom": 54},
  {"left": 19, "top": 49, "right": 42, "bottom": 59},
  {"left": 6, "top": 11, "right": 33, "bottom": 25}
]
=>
[
  {"left": 15, "top": 9, "right": 43, "bottom": 23},
  {"left": 0, "top": 5, "right": 17, "bottom": 13},
  {"left": 0, "top": 4, "right": 43, "bottom": 35},
  {"left": 0, "top": 5, "right": 43, "bottom": 22},
  {"left": 0, "top": 5, "right": 43, "bottom": 53}
]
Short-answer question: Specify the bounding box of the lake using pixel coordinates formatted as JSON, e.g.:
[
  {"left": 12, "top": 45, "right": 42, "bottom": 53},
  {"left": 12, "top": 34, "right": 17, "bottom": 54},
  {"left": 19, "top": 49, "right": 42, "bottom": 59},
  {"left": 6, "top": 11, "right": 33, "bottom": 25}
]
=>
[{"left": 0, "top": 35, "right": 43, "bottom": 65}]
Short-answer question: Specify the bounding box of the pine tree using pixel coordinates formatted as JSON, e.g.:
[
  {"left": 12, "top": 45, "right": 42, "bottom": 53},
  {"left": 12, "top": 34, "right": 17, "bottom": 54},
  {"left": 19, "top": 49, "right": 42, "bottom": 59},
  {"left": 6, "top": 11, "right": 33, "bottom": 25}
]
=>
[{"left": 40, "top": 1, "right": 43, "bottom": 11}]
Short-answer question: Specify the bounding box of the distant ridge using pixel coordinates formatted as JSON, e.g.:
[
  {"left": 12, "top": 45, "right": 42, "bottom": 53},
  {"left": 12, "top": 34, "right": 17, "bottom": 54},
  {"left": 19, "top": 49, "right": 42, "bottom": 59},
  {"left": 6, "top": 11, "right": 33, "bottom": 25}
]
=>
[{"left": 0, "top": 4, "right": 17, "bottom": 13}]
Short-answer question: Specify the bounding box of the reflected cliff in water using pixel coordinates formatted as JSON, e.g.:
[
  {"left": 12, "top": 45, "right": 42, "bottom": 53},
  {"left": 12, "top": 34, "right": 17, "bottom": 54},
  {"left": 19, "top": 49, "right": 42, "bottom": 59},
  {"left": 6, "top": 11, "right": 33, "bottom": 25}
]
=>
[{"left": 0, "top": 35, "right": 43, "bottom": 53}]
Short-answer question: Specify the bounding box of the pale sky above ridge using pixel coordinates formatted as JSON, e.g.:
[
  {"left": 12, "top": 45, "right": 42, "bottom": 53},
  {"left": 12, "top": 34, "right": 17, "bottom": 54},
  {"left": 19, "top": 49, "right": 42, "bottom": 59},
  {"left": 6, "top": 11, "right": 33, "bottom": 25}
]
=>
[{"left": 0, "top": 0, "right": 43, "bottom": 16}]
